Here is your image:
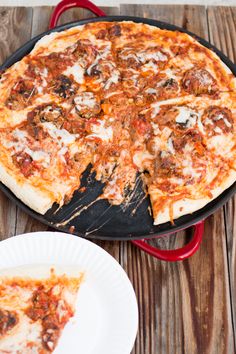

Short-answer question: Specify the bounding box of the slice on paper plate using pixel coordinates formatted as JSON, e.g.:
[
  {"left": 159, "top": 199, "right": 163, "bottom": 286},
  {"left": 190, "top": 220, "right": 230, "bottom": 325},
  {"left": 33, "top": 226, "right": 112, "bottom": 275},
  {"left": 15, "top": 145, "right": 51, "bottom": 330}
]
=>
[
  {"left": 0, "top": 268, "right": 83, "bottom": 353},
  {"left": 0, "top": 232, "right": 138, "bottom": 354}
]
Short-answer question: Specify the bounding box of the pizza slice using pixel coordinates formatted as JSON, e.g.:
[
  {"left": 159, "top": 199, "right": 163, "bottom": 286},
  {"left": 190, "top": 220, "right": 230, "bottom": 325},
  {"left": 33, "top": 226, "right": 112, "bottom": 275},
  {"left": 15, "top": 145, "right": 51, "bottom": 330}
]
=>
[
  {"left": 0, "top": 268, "right": 83, "bottom": 353},
  {"left": 136, "top": 92, "right": 236, "bottom": 225}
]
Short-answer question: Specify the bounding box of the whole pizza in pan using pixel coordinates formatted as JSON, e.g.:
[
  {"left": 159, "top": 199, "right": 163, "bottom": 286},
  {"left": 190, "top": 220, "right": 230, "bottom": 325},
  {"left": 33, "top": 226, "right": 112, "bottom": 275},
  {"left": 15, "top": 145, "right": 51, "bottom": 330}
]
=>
[{"left": 0, "top": 21, "right": 235, "bottom": 225}]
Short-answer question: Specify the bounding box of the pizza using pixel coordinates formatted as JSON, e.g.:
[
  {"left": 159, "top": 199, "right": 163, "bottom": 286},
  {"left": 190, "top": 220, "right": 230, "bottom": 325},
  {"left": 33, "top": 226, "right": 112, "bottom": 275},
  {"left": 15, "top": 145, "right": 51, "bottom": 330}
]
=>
[
  {"left": 0, "top": 21, "right": 235, "bottom": 225},
  {"left": 0, "top": 267, "right": 83, "bottom": 353}
]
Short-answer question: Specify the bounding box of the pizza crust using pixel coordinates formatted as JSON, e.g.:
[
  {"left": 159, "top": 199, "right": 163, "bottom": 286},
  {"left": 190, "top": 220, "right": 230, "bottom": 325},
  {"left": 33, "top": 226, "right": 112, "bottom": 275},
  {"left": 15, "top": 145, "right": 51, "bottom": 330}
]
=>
[
  {"left": 151, "top": 169, "right": 236, "bottom": 225},
  {"left": 0, "top": 162, "right": 53, "bottom": 214}
]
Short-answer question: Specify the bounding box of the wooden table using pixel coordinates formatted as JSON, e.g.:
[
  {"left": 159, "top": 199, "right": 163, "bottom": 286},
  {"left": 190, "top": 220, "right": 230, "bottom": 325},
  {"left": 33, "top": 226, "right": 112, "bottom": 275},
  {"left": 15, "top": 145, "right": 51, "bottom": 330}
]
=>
[{"left": 0, "top": 4, "right": 235, "bottom": 353}]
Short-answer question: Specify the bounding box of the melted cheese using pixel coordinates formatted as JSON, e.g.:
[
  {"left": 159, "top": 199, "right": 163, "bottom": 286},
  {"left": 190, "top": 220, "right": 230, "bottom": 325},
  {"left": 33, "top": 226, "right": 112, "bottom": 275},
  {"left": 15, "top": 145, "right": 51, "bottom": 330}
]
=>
[
  {"left": 87, "top": 120, "right": 113, "bottom": 142},
  {"left": 104, "top": 69, "right": 120, "bottom": 89},
  {"left": 175, "top": 107, "right": 198, "bottom": 128},
  {"left": 182, "top": 159, "right": 201, "bottom": 179},
  {"left": 63, "top": 63, "right": 84, "bottom": 84},
  {"left": 133, "top": 151, "right": 153, "bottom": 169},
  {"left": 74, "top": 92, "right": 97, "bottom": 110},
  {"left": 0, "top": 315, "right": 42, "bottom": 353},
  {"left": 3, "top": 129, "right": 51, "bottom": 168},
  {"left": 42, "top": 122, "right": 77, "bottom": 145},
  {"left": 167, "top": 137, "right": 175, "bottom": 154},
  {"left": 208, "top": 134, "right": 234, "bottom": 156},
  {"left": 25, "top": 148, "right": 50, "bottom": 167}
]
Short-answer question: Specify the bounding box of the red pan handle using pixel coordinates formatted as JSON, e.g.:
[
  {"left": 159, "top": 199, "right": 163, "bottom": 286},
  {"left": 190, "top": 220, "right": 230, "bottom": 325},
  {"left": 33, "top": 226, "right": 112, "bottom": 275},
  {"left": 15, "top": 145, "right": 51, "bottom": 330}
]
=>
[
  {"left": 49, "top": 0, "right": 107, "bottom": 29},
  {"left": 131, "top": 221, "right": 204, "bottom": 261}
]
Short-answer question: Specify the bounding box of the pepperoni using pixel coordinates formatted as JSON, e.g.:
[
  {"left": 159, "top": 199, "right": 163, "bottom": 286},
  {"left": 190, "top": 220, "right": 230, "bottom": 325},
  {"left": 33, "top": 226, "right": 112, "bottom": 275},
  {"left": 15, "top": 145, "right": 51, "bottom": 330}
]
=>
[
  {"left": 0, "top": 308, "right": 18, "bottom": 335},
  {"left": 202, "top": 106, "right": 233, "bottom": 136},
  {"left": 181, "top": 68, "right": 218, "bottom": 95}
]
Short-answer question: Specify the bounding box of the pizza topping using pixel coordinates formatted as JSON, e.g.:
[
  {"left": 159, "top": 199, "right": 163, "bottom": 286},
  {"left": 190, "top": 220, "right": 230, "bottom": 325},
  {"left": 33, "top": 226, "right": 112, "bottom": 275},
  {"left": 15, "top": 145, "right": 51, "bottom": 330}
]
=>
[
  {"left": 162, "top": 78, "right": 179, "bottom": 91},
  {"left": 155, "top": 151, "right": 180, "bottom": 178},
  {"left": 73, "top": 92, "right": 101, "bottom": 118},
  {"left": 25, "top": 285, "right": 73, "bottom": 352},
  {"left": 62, "top": 120, "right": 84, "bottom": 135},
  {"left": 86, "top": 44, "right": 111, "bottom": 77},
  {"left": 86, "top": 119, "right": 113, "bottom": 142},
  {"left": 68, "top": 39, "right": 98, "bottom": 67},
  {"left": 96, "top": 24, "right": 122, "bottom": 40},
  {"left": 63, "top": 63, "right": 85, "bottom": 84},
  {"left": 12, "top": 152, "right": 34, "bottom": 177},
  {"left": 0, "top": 308, "right": 19, "bottom": 336},
  {"left": 42, "top": 122, "right": 77, "bottom": 145},
  {"left": 202, "top": 106, "right": 233, "bottom": 136},
  {"left": 118, "top": 46, "right": 168, "bottom": 71},
  {"left": 52, "top": 75, "right": 77, "bottom": 98},
  {"left": 109, "top": 24, "right": 122, "bottom": 38},
  {"left": 172, "top": 130, "right": 203, "bottom": 152},
  {"left": 182, "top": 68, "right": 218, "bottom": 95},
  {"left": 130, "top": 115, "right": 152, "bottom": 141},
  {"left": 42, "top": 322, "right": 60, "bottom": 351},
  {"left": 27, "top": 104, "right": 65, "bottom": 142},
  {"left": 175, "top": 107, "right": 198, "bottom": 128},
  {"left": 152, "top": 106, "right": 177, "bottom": 129},
  {"left": 6, "top": 78, "right": 37, "bottom": 110}
]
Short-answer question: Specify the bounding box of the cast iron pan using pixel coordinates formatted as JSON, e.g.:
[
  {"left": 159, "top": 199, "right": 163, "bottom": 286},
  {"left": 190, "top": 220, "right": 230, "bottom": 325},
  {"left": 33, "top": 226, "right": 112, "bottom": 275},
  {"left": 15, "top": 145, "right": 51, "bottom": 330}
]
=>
[{"left": 0, "top": 0, "right": 235, "bottom": 260}]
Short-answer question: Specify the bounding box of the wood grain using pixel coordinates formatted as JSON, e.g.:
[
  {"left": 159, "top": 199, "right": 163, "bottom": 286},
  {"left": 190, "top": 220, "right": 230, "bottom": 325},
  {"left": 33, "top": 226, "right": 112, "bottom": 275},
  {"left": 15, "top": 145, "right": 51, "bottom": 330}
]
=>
[{"left": 208, "top": 5, "right": 236, "bottom": 346}]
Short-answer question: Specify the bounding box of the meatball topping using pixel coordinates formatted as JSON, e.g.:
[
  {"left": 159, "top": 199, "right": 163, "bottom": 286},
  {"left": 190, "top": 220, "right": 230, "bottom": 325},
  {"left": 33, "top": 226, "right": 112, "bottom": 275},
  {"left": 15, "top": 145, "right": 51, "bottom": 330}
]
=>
[
  {"left": 202, "top": 106, "right": 233, "bottom": 136},
  {"left": 73, "top": 92, "right": 101, "bottom": 118},
  {"left": 182, "top": 68, "right": 218, "bottom": 95}
]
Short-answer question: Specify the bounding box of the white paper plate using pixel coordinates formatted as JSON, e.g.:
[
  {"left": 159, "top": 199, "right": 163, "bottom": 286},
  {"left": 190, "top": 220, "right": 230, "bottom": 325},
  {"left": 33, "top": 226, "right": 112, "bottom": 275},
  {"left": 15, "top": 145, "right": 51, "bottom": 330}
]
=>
[{"left": 0, "top": 232, "right": 138, "bottom": 354}]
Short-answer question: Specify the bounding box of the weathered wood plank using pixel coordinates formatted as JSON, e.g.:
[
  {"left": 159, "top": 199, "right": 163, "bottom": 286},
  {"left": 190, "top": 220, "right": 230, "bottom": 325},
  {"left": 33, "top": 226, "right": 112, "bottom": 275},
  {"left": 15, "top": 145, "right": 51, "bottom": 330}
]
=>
[
  {"left": 208, "top": 5, "right": 236, "bottom": 346},
  {"left": 31, "top": 6, "right": 53, "bottom": 37},
  {"left": 120, "top": 5, "right": 234, "bottom": 354},
  {"left": 0, "top": 7, "right": 33, "bottom": 240}
]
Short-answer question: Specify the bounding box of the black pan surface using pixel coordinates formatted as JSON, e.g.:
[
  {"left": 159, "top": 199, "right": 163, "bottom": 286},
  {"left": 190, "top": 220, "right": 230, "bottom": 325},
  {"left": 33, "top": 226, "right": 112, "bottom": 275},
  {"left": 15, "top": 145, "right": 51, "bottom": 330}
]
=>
[{"left": 1, "top": 16, "right": 236, "bottom": 240}]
